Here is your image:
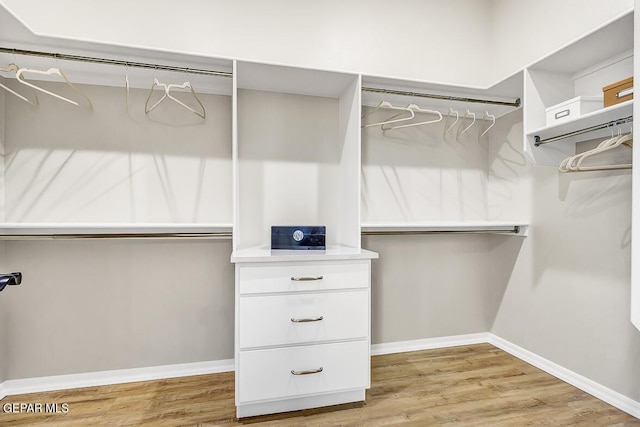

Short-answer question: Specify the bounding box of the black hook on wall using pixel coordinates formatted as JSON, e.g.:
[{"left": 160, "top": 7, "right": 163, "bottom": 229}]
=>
[{"left": 0, "top": 272, "right": 22, "bottom": 292}]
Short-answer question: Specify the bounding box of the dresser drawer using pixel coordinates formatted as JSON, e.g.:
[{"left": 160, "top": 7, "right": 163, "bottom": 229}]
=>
[
  {"left": 239, "top": 290, "right": 368, "bottom": 349},
  {"left": 238, "top": 340, "right": 369, "bottom": 403},
  {"left": 237, "top": 261, "right": 369, "bottom": 294}
]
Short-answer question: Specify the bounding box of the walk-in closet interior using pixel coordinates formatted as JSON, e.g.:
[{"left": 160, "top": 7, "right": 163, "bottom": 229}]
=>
[{"left": 0, "top": 0, "right": 639, "bottom": 421}]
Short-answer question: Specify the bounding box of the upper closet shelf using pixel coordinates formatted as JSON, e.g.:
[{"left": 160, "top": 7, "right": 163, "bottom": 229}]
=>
[
  {"left": 0, "top": 223, "right": 233, "bottom": 240},
  {"left": 361, "top": 222, "right": 529, "bottom": 237},
  {"left": 522, "top": 10, "right": 633, "bottom": 165},
  {"left": 362, "top": 71, "right": 523, "bottom": 120},
  {"left": 528, "top": 100, "right": 633, "bottom": 146}
]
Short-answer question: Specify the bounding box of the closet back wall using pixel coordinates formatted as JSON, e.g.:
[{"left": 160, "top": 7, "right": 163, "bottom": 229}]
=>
[
  {"left": 361, "top": 106, "right": 489, "bottom": 221},
  {"left": 3, "top": 240, "right": 234, "bottom": 378},
  {"left": 361, "top": 106, "right": 505, "bottom": 343},
  {"left": 3, "top": 80, "right": 231, "bottom": 223},
  {"left": 1, "top": 77, "right": 237, "bottom": 379},
  {"left": 365, "top": 234, "right": 497, "bottom": 343},
  {"left": 237, "top": 89, "right": 341, "bottom": 248}
]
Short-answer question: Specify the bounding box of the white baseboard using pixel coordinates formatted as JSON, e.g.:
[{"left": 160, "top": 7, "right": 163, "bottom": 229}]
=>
[
  {"left": 487, "top": 334, "right": 640, "bottom": 419},
  {"left": 371, "top": 332, "right": 489, "bottom": 356},
  {"left": 1, "top": 334, "right": 639, "bottom": 420},
  {"left": 0, "top": 358, "right": 234, "bottom": 398}
]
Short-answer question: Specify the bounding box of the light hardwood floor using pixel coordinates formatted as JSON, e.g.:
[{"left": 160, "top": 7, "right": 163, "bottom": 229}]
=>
[{"left": 1, "top": 344, "right": 638, "bottom": 426}]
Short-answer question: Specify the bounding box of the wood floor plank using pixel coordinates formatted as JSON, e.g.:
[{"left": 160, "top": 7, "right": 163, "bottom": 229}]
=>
[{"left": 1, "top": 344, "right": 638, "bottom": 426}]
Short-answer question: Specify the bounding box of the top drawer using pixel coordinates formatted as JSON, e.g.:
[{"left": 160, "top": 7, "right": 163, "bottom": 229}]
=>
[{"left": 237, "top": 260, "right": 370, "bottom": 294}]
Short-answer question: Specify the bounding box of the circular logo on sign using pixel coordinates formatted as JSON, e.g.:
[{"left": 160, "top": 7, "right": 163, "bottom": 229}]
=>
[{"left": 293, "top": 230, "right": 304, "bottom": 242}]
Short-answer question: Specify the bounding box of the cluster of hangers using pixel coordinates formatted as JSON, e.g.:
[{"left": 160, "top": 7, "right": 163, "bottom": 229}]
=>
[
  {"left": 559, "top": 128, "right": 633, "bottom": 172},
  {"left": 362, "top": 101, "right": 496, "bottom": 140},
  {"left": 1, "top": 62, "right": 206, "bottom": 119},
  {"left": 0, "top": 62, "right": 92, "bottom": 109}
]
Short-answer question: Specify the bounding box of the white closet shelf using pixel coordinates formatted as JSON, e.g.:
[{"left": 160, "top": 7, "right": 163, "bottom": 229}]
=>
[
  {"left": 231, "top": 245, "right": 379, "bottom": 263},
  {"left": 361, "top": 222, "right": 529, "bottom": 236},
  {"left": 0, "top": 223, "right": 233, "bottom": 240},
  {"left": 527, "top": 100, "right": 633, "bottom": 146}
]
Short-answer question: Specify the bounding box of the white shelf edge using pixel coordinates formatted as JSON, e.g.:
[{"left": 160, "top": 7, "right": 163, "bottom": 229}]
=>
[
  {"left": 526, "top": 100, "right": 633, "bottom": 142},
  {"left": 0, "top": 223, "right": 233, "bottom": 239},
  {"left": 231, "top": 244, "right": 379, "bottom": 263},
  {"left": 361, "top": 222, "right": 529, "bottom": 237}
]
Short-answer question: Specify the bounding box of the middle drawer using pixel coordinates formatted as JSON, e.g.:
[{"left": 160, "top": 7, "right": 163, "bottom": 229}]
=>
[{"left": 239, "top": 290, "right": 368, "bottom": 349}]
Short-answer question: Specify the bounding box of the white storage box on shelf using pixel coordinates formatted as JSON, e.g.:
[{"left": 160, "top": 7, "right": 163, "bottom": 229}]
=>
[{"left": 545, "top": 96, "right": 603, "bottom": 125}]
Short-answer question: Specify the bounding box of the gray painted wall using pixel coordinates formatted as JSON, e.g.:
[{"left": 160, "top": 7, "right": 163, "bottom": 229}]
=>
[
  {"left": 3, "top": 239, "right": 234, "bottom": 379},
  {"left": 365, "top": 234, "right": 508, "bottom": 344},
  {"left": 488, "top": 109, "right": 640, "bottom": 401}
]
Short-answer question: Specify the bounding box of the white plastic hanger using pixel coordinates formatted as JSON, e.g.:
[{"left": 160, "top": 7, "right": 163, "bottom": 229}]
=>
[
  {"left": 0, "top": 63, "right": 38, "bottom": 107},
  {"left": 479, "top": 111, "right": 495, "bottom": 138},
  {"left": 456, "top": 108, "right": 475, "bottom": 140},
  {"left": 568, "top": 130, "right": 622, "bottom": 171},
  {"left": 15, "top": 66, "right": 93, "bottom": 110},
  {"left": 559, "top": 130, "right": 632, "bottom": 172},
  {"left": 361, "top": 101, "right": 415, "bottom": 128},
  {"left": 559, "top": 131, "right": 617, "bottom": 172},
  {"left": 443, "top": 107, "right": 459, "bottom": 136},
  {"left": 145, "top": 78, "right": 167, "bottom": 112},
  {"left": 574, "top": 131, "right": 632, "bottom": 171},
  {"left": 145, "top": 78, "right": 206, "bottom": 119},
  {"left": 381, "top": 103, "right": 443, "bottom": 130}
]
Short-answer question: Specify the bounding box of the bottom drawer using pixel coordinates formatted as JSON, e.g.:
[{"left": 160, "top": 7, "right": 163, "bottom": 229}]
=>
[{"left": 238, "top": 340, "right": 369, "bottom": 403}]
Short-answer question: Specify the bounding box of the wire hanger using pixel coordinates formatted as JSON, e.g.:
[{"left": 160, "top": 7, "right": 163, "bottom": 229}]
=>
[
  {"left": 381, "top": 103, "right": 443, "bottom": 130},
  {"left": 0, "top": 63, "right": 38, "bottom": 107},
  {"left": 361, "top": 101, "right": 415, "bottom": 128},
  {"left": 456, "top": 108, "right": 475, "bottom": 140},
  {"left": 15, "top": 66, "right": 93, "bottom": 110},
  {"left": 479, "top": 111, "right": 495, "bottom": 138},
  {"left": 144, "top": 77, "right": 206, "bottom": 119}
]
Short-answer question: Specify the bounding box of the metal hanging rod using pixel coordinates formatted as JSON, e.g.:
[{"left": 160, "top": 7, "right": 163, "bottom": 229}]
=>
[
  {"left": 534, "top": 115, "right": 634, "bottom": 146},
  {"left": 0, "top": 47, "right": 233, "bottom": 78},
  {"left": 0, "top": 229, "right": 524, "bottom": 240},
  {"left": 0, "top": 232, "right": 233, "bottom": 240},
  {"left": 361, "top": 227, "right": 521, "bottom": 236},
  {"left": 361, "top": 86, "right": 521, "bottom": 108}
]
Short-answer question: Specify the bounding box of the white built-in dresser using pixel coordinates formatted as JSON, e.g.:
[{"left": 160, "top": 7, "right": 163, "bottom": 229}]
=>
[{"left": 230, "top": 61, "right": 379, "bottom": 417}]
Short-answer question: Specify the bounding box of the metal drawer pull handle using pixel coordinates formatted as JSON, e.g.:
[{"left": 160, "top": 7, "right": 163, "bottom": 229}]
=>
[
  {"left": 291, "top": 367, "right": 323, "bottom": 375},
  {"left": 290, "top": 276, "right": 323, "bottom": 281},
  {"left": 291, "top": 316, "right": 324, "bottom": 323}
]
